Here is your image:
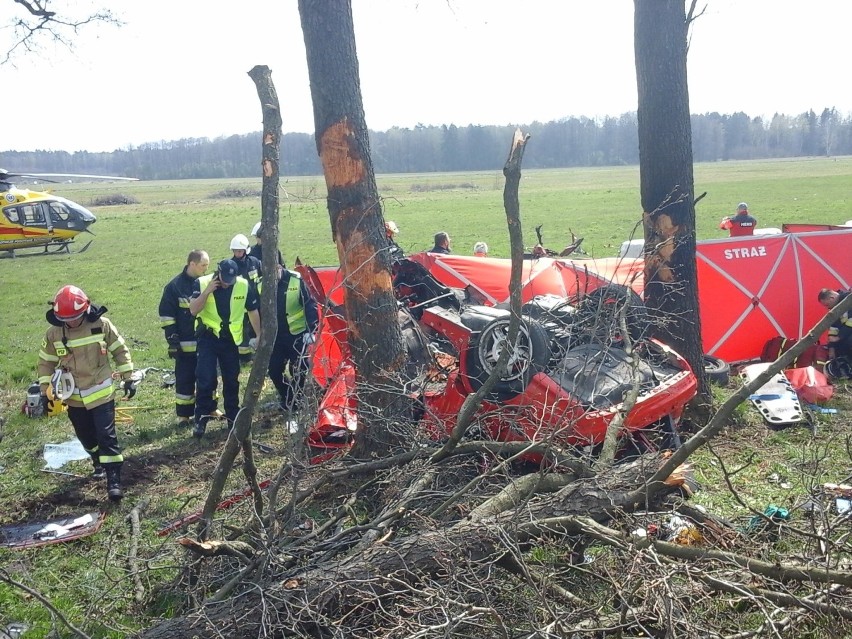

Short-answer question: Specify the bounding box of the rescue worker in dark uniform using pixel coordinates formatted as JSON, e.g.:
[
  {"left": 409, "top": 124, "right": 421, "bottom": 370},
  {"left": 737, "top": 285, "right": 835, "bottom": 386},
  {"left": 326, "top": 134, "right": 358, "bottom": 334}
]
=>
[
  {"left": 719, "top": 202, "right": 758, "bottom": 237},
  {"left": 429, "top": 231, "right": 451, "bottom": 254},
  {"left": 818, "top": 287, "right": 852, "bottom": 379},
  {"left": 37, "top": 285, "right": 134, "bottom": 501},
  {"left": 158, "top": 249, "right": 209, "bottom": 426},
  {"left": 189, "top": 259, "right": 261, "bottom": 438},
  {"left": 385, "top": 220, "right": 405, "bottom": 263},
  {"left": 230, "top": 233, "right": 262, "bottom": 359},
  {"left": 248, "top": 222, "right": 285, "bottom": 267},
  {"left": 268, "top": 265, "right": 319, "bottom": 421}
]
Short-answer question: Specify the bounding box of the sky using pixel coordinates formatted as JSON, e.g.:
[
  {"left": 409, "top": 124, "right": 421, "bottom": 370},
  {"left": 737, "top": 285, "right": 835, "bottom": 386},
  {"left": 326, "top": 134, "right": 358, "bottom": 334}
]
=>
[{"left": 2, "top": 0, "right": 851, "bottom": 153}]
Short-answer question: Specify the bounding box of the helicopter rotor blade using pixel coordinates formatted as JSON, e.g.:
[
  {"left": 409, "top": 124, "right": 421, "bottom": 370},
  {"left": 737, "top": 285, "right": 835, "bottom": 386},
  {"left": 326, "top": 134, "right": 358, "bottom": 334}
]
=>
[{"left": 0, "top": 169, "right": 138, "bottom": 182}]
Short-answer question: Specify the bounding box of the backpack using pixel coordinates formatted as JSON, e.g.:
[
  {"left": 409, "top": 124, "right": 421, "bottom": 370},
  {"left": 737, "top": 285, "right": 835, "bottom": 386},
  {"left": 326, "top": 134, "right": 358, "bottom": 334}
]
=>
[{"left": 760, "top": 336, "right": 829, "bottom": 372}]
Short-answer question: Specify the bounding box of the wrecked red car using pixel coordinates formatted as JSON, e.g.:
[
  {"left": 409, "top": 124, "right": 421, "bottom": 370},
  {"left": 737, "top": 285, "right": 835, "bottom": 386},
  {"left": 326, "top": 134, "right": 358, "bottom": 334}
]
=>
[{"left": 301, "top": 256, "right": 698, "bottom": 461}]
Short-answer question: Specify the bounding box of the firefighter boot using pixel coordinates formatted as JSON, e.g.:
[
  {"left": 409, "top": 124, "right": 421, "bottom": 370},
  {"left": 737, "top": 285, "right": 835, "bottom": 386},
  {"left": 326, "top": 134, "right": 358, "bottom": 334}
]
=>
[
  {"left": 192, "top": 416, "right": 209, "bottom": 439},
  {"left": 90, "top": 455, "right": 106, "bottom": 480},
  {"left": 105, "top": 465, "right": 123, "bottom": 502}
]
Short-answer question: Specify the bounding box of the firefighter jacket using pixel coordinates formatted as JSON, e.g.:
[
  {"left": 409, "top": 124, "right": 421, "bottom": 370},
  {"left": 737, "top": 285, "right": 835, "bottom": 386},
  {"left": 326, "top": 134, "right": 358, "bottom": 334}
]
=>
[
  {"left": 158, "top": 266, "right": 198, "bottom": 353},
  {"left": 37, "top": 306, "right": 133, "bottom": 410},
  {"left": 828, "top": 290, "right": 852, "bottom": 353},
  {"left": 234, "top": 254, "right": 262, "bottom": 291},
  {"left": 276, "top": 270, "right": 319, "bottom": 338},
  {"left": 194, "top": 274, "right": 257, "bottom": 343},
  {"left": 248, "top": 244, "right": 284, "bottom": 267}
]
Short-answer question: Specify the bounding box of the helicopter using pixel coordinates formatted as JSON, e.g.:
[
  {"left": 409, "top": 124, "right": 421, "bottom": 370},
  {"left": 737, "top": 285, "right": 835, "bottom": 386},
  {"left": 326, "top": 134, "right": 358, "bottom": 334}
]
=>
[{"left": 0, "top": 169, "right": 138, "bottom": 257}]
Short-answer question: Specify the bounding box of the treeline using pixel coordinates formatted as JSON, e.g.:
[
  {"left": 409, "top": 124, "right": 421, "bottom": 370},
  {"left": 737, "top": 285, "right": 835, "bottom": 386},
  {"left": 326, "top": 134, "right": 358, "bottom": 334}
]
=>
[{"left": 3, "top": 108, "right": 850, "bottom": 180}]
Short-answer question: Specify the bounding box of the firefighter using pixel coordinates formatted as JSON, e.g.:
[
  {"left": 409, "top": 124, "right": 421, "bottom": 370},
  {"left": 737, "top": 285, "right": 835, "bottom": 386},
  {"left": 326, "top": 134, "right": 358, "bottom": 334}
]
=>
[
  {"left": 385, "top": 220, "right": 404, "bottom": 262},
  {"left": 268, "top": 265, "right": 319, "bottom": 425},
  {"left": 189, "top": 259, "right": 261, "bottom": 438},
  {"left": 818, "top": 287, "right": 852, "bottom": 378},
  {"left": 230, "top": 233, "right": 262, "bottom": 360},
  {"left": 37, "top": 285, "right": 134, "bottom": 501},
  {"left": 248, "top": 222, "right": 285, "bottom": 267},
  {"left": 158, "top": 249, "right": 210, "bottom": 426}
]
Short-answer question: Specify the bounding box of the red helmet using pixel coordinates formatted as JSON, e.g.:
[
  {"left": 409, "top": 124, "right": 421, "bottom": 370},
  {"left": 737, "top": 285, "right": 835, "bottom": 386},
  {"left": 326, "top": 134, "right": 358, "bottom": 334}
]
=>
[{"left": 53, "top": 285, "right": 90, "bottom": 322}]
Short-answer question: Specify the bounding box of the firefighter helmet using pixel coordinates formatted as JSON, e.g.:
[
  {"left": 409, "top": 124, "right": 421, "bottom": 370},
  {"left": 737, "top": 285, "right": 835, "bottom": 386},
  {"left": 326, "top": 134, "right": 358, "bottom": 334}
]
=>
[
  {"left": 53, "top": 285, "right": 90, "bottom": 322},
  {"left": 230, "top": 234, "right": 250, "bottom": 251}
]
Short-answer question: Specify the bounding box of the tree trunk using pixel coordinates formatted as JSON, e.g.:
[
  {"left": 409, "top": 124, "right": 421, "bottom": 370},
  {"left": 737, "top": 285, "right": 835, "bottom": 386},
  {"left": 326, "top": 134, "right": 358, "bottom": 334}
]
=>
[
  {"left": 634, "top": 0, "right": 710, "bottom": 404},
  {"left": 298, "top": 0, "right": 405, "bottom": 457}
]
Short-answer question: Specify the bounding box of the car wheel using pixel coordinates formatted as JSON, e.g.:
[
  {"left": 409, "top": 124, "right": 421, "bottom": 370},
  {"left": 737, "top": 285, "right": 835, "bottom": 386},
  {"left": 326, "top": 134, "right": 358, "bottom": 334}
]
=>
[
  {"left": 579, "top": 284, "right": 650, "bottom": 344},
  {"left": 703, "top": 355, "right": 730, "bottom": 386},
  {"left": 465, "top": 316, "right": 550, "bottom": 398}
]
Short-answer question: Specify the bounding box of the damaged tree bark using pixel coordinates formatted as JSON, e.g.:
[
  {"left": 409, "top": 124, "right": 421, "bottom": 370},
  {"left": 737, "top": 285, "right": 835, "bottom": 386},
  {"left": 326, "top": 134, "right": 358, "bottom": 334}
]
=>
[{"left": 299, "top": 0, "right": 405, "bottom": 458}]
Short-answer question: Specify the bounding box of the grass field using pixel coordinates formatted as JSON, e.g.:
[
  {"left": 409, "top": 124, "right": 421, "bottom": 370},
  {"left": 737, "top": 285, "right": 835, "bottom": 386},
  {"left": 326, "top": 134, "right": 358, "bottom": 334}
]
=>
[{"left": 0, "top": 157, "right": 851, "bottom": 637}]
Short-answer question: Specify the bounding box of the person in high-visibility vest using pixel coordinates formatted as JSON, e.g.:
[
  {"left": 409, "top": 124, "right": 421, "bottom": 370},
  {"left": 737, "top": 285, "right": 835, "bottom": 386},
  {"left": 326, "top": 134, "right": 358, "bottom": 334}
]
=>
[
  {"left": 189, "top": 259, "right": 260, "bottom": 438},
  {"left": 268, "top": 265, "right": 319, "bottom": 426},
  {"left": 37, "top": 285, "right": 134, "bottom": 501}
]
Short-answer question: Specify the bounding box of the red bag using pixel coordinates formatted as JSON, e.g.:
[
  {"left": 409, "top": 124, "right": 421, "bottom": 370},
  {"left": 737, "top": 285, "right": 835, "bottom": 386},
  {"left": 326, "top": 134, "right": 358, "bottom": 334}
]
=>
[
  {"left": 760, "top": 336, "right": 829, "bottom": 372},
  {"left": 783, "top": 367, "right": 834, "bottom": 404}
]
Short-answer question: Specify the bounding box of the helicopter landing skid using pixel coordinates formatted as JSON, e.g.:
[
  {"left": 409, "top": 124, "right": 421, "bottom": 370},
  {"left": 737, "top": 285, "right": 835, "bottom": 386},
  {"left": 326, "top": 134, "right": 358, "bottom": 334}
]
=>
[{"left": 1, "top": 239, "right": 93, "bottom": 258}]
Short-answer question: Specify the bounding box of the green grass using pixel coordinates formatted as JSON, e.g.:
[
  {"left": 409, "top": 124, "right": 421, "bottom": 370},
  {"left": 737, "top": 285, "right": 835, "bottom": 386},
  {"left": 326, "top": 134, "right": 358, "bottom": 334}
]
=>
[{"left": 1, "top": 157, "right": 851, "bottom": 636}]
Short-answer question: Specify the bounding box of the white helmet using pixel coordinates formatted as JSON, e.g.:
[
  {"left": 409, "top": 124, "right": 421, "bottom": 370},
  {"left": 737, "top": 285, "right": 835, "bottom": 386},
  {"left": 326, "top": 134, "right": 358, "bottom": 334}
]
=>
[
  {"left": 230, "top": 234, "right": 250, "bottom": 251},
  {"left": 250, "top": 222, "right": 262, "bottom": 237}
]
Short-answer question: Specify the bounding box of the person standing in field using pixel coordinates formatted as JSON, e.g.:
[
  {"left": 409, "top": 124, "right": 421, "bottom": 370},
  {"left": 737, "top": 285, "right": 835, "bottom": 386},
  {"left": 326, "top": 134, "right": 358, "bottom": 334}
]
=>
[
  {"left": 719, "top": 202, "right": 757, "bottom": 236},
  {"left": 430, "top": 231, "right": 451, "bottom": 254},
  {"left": 230, "top": 233, "right": 262, "bottom": 360},
  {"left": 158, "top": 249, "right": 210, "bottom": 427},
  {"left": 37, "top": 285, "right": 134, "bottom": 501},
  {"left": 473, "top": 241, "right": 489, "bottom": 257},
  {"left": 189, "top": 259, "right": 261, "bottom": 438},
  {"left": 249, "top": 222, "right": 285, "bottom": 267},
  {"left": 268, "top": 265, "right": 320, "bottom": 426}
]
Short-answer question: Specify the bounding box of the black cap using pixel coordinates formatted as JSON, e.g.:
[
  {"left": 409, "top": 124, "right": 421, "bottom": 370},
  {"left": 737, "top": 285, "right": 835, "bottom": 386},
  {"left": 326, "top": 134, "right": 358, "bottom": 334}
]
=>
[{"left": 218, "top": 259, "right": 239, "bottom": 285}]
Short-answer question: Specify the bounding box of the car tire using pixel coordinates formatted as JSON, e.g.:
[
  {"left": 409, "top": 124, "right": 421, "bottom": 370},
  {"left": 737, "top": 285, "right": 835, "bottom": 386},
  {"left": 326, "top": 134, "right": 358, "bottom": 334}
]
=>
[
  {"left": 579, "top": 284, "right": 650, "bottom": 343},
  {"left": 465, "top": 316, "right": 550, "bottom": 398},
  {"left": 703, "top": 355, "right": 730, "bottom": 386}
]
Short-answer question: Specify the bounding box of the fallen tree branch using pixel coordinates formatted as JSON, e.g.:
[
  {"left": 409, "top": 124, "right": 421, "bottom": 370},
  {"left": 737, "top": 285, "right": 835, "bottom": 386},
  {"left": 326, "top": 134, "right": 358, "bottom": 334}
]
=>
[
  {"left": 0, "top": 569, "right": 92, "bottom": 639},
  {"left": 126, "top": 498, "right": 149, "bottom": 605},
  {"left": 638, "top": 291, "right": 852, "bottom": 505},
  {"left": 177, "top": 538, "right": 256, "bottom": 563}
]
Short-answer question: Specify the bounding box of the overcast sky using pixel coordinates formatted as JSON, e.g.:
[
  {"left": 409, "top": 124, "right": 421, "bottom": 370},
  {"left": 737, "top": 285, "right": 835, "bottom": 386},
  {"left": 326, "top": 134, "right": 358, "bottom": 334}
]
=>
[{"left": 2, "top": 0, "right": 851, "bottom": 153}]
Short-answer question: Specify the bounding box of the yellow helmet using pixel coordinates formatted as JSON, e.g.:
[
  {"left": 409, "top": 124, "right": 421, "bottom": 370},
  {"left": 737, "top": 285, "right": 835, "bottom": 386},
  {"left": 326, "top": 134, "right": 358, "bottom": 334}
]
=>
[{"left": 45, "top": 384, "right": 66, "bottom": 417}]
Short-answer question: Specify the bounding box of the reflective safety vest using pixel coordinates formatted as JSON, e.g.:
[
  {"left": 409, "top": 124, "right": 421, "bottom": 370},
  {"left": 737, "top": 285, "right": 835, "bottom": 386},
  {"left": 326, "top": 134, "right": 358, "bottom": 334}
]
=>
[
  {"left": 196, "top": 275, "right": 249, "bottom": 343},
  {"left": 36, "top": 316, "right": 133, "bottom": 410},
  {"left": 284, "top": 271, "right": 307, "bottom": 335}
]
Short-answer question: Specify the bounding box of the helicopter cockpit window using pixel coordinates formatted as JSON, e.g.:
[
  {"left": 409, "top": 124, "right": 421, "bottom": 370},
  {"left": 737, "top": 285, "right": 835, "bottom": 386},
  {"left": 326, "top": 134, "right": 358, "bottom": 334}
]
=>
[
  {"left": 4, "top": 208, "right": 19, "bottom": 223},
  {"left": 48, "top": 202, "right": 72, "bottom": 223}
]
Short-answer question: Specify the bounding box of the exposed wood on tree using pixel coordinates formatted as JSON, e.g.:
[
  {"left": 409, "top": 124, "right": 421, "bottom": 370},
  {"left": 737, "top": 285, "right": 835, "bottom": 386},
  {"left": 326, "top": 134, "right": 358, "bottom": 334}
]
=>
[{"left": 299, "top": 0, "right": 405, "bottom": 458}]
